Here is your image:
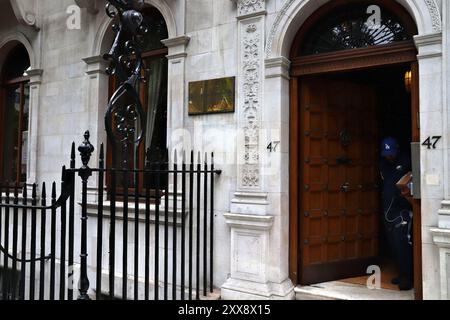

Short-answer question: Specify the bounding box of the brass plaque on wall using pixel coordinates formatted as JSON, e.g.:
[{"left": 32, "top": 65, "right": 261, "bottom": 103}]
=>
[{"left": 188, "top": 77, "right": 235, "bottom": 115}]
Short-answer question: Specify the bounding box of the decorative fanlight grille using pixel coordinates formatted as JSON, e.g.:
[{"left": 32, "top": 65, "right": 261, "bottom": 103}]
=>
[{"left": 300, "top": 4, "right": 412, "bottom": 56}]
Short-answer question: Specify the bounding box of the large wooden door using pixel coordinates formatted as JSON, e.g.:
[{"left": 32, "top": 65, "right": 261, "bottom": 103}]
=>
[{"left": 299, "top": 77, "right": 381, "bottom": 284}]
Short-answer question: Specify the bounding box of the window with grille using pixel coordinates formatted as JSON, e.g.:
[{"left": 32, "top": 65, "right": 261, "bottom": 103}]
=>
[{"left": 299, "top": 3, "right": 414, "bottom": 56}]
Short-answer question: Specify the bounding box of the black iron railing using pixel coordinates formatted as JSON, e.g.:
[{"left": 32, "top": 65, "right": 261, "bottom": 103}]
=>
[
  {"left": 0, "top": 179, "right": 71, "bottom": 300},
  {"left": 0, "top": 133, "right": 221, "bottom": 300},
  {"left": 1, "top": 1, "right": 222, "bottom": 301}
]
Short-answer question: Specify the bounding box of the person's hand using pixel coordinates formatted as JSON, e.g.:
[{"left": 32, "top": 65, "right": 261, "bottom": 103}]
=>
[
  {"left": 400, "top": 188, "right": 414, "bottom": 206},
  {"left": 396, "top": 172, "right": 413, "bottom": 205}
]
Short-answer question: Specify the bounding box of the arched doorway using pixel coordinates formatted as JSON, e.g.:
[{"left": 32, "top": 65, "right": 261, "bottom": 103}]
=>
[{"left": 289, "top": 0, "right": 422, "bottom": 296}]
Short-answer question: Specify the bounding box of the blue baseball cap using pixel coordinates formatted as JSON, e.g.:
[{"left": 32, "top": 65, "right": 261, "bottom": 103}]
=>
[{"left": 381, "top": 137, "right": 399, "bottom": 157}]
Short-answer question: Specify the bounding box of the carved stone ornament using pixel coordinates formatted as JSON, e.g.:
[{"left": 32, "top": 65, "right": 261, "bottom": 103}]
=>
[
  {"left": 240, "top": 21, "right": 263, "bottom": 188},
  {"left": 232, "top": 0, "right": 266, "bottom": 189},
  {"left": 424, "top": 0, "right": 442, "bottom": 32},
  {"left": 231, "top": 0, "right": 266, "bottom": 17},
  {"left": 237, "top": 0, "right": 265, "bottom": 16}
]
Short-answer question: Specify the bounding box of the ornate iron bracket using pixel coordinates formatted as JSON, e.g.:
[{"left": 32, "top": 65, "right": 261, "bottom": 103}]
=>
[{"left": 103, "top": 0, "right": 150, "bottom": 165}]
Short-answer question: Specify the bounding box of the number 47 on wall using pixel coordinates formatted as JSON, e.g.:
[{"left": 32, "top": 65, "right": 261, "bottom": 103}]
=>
[
  {"left": 267, "top": 141, "right": 281, "bottom": 153},
  {"left": 422, "top": 136, "right": 442, "bottom": 150}
]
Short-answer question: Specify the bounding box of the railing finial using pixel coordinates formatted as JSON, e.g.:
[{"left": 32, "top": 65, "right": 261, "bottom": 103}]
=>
[{"left": 78, "top": 131, "right": 95, "bottom": 169}]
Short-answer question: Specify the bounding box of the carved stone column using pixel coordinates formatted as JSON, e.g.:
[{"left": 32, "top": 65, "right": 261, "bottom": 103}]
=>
[
  {"left": 162, "top": 35, "right": 190, "bottom": 153},
  {"left": 431, "top": 225, "right": 450, "bottom": 300},
  {"left": 231, "top": 0, "right": 269, "bottom": 215},
  {"left": 222, "top": 0, "right": 294, "bottom": 300},
  {"left": 82, "top": 55, "right": 109, "bottom": 202},
  {"left": 221, "top": 213, "right": 275, "bottom": 299},
  {"left": 430, "top": 0, "right": 450, "bottom": 300},
  {"left": 414, "top": 31, "right": 445, "bottom": 299},
  {"left": 161, "top": 36, "right": 190, "bottom": 210},
  {"left": 26, "top": 69, "right": 43, "bottom": 184}
]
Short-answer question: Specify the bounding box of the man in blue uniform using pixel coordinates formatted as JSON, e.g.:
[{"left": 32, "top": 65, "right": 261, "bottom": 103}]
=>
[{"left": 379, "top": 137, "right": 413, "bottom": 291}]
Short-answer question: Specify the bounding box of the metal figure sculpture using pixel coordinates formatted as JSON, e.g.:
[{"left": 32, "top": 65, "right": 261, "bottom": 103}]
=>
[{"left": 104, "top": 0, "right": 149, "bottom": 162}]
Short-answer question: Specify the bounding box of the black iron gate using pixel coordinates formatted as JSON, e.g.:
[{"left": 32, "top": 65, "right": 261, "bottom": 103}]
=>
[{"left": 0, "top": 133, "right": 221, "bottom": 300}]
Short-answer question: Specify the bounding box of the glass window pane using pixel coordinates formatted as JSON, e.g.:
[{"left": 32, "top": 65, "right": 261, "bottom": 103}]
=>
[
  {"left": 144, "top": 55, "right": 167, "bottom": 159},
  {"left": 140, "top": 7, "right": 169, "bottom": 52},
  {"left": 21, "top": 84, "right": 30, "bottom": 182},
  {"left": 1, "top": 85, "right": 21, "bottom": 183},
  {"left": 2, "top": 46, "right": 30, "bottom": 80}
]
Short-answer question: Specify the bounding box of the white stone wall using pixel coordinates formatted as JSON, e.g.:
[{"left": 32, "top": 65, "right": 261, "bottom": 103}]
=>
[{"left": 182, "top": 0, "right": 237, "bottom": 288}]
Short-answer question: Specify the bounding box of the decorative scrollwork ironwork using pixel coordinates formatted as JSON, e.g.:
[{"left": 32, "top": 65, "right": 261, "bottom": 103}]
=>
[
  {"left": 299, "top": 3, "right": 413, "bottom": 56},
  {"left": 104, "top": 0, "right": 149, "bottom": 157}
]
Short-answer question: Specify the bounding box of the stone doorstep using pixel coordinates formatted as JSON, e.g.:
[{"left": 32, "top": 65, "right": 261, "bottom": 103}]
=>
[
  {"left": 221, "top": 278, "right": 295, "bottom": 300},
  {"left": 294, "top": 282, "right": 415, "bottom": 301}
]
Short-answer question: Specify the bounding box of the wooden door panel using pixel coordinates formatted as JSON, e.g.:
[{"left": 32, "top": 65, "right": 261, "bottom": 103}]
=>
[{"left": 299, "top": 77, "right": 380, "bottom": 284}]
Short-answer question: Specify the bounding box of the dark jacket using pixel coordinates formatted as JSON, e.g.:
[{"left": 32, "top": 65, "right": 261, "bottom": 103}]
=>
[{"left": 380, "top": 152, "right": 412, "bottom": 214}]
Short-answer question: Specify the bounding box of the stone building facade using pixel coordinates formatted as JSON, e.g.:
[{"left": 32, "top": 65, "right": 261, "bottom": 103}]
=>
[{"left": 1, "top": 0, "right": 450, "bottom": 300}]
